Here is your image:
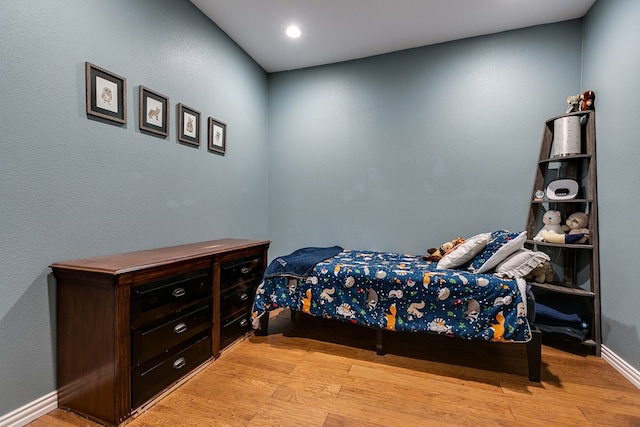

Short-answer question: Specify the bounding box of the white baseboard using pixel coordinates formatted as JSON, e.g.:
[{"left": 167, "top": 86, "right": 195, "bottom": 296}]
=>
[
  {"left": 0, "top": 391, "right": 57, "bottom": 427},
  {"left": 601, "top": 345, "right": 640, "bottom": 390}
]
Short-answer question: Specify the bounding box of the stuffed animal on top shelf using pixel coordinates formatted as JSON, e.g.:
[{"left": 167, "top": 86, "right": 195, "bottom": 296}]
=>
[
  {"left": 533, "top": 210, "right": 564, "bottom": 242},
  {"left": 566, "top": 90, "right": 596, "bottom": 113},
  {"left": 566, "top": 94, "right": 581, "bottom": 113},
  {"left": 580, "top": 90, "right": 596, "bottom": 111},
  {"left": 423, "top": 237, "right": 465, "bottom": 262}
]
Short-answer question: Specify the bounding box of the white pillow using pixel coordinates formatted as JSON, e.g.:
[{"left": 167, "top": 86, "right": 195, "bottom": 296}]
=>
[
  {"left": 437, "top": 233, "right": 490, "bottom": 269},
  {"left": 469, "top": 230, "right": 527, "bottom": 274},
  {"left": 494, "top": 249, "right": 551, "bottom": 279}
]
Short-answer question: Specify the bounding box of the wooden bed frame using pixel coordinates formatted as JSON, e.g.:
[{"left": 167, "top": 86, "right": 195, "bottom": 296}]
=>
[{"left": 255, "top": 309, "right": 542, "bottom": 382}]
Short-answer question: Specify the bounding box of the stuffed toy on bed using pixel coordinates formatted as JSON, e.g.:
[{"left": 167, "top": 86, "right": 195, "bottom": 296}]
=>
[{"left": 423, "top": 237, "right": 465, "bottom": 262}]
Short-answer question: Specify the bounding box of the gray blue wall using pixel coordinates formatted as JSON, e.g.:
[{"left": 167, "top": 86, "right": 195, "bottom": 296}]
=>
[
  {"left": 267, "top": 22, "right": 583, "bottom": 256},
  {"left": 582, "top": 0, "right": 640, "bottom": 371},
  {"left": 2, "top": 0, "right": 639, "bottom": 420},
  {"left": 0, "top": 0, "right": 268, "bottom": 415}
]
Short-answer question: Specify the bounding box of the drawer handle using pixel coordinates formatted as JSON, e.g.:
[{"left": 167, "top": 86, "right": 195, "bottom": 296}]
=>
[
  {"left": 172, "top": 288, "right": 186, "bottom": 298},
  {"left": 240, "top": 293, "right": 249, "bottom": 301},
  {"left": 174, "top": 323, "right": 187, "bottom": 334},
  {"left": 239, "top": 318, "right": 249, "bottom": 327},
  {"left": 173, "top": 357, "right": 186, "bottom": 370},
  {"left": 240, "top": 267, "right": 250, "bottom": 274}
]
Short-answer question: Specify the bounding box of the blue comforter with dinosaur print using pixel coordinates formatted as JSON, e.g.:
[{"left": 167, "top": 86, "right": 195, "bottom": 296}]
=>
[{"left": 251, "top": 249, "right": 531, "bottom": 342}]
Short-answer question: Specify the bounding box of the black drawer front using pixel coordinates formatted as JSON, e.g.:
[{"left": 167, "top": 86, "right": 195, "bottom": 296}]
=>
[
  {"left": 220, "top": 257, "right": 262, "bottom": 290},
  {"left": 220, "top": 282, "right": 257, "bottom": 320},
  {"left": 131, "top": 335, "right": 211, "bottom": 409},
  {"left": 220, "top": 313, "right": 252, "bottom": 350},
  {"left": 132, "top": 304, "right": 212, "bottom": 366},
  {"left": 131, "top": 269, "right": 211, "bottom": 325}
]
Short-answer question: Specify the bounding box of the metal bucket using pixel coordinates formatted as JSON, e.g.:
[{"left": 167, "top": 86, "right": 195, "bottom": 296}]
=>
[{"left": 551, "top": 116, "right": 581, "bottom": 157}]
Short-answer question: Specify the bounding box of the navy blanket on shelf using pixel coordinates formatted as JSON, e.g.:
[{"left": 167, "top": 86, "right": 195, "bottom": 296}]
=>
[{"left": 264, "top": 246, "right": 344, "bottom": 278}]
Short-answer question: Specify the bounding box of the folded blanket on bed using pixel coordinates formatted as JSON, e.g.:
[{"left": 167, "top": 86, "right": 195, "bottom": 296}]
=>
[{"left": 264, "top": 245, "right": 344, "bottom": 278}]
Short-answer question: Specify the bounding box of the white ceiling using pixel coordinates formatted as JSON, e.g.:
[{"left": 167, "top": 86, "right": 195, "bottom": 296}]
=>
[{"left": 190, "top": 0, "right": 596, "bottom": 73}]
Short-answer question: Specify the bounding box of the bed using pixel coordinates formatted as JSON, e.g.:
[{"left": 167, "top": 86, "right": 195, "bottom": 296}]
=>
[{"left": 251, "top": 232, "right": 542, "bottom": 381}]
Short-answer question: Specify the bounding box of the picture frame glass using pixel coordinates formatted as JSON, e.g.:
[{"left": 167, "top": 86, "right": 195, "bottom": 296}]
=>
[
  {"left": 212, "top": 124, "right": 224, "bottom": 148},
  {"left": 139, "top": 86, "right": 169, "bottom": 137},
  {"left": 183, "top": 112, "right": 197, "bottom": 138},
  {"left": 178, "top": 104, "right": 200, "bottom": 146},
  {"left": 145, "top": 97, "right": 164, "bottom": 128},
  {"left": 95, "top": 76, "right": 119, "bottom": 113},
  {"left": 85, "top": 62, "right": 126, "bottom": 124},
  {"left": 208, "top": 117, "right": 226, "bottom": 154}
]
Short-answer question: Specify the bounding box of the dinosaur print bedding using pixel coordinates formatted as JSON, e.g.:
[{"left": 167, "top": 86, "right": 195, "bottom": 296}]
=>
[{"left": 251, "top": 249, "right": 532, "bottom": 343}]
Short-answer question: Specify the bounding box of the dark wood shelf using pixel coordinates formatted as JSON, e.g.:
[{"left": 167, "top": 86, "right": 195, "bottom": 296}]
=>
[
  {"left": 539, "top": 153, "right": 592, "bottom": 164},
  {"left": 525, "top": 240, "right": 594, "bottom": 250},
  {"left": 528, "top": 281, "right": 595, "bottom": 297},
  {"left": 530, "top": 198, "right": 592, "bottom": 204},
  {"left": 526, "top": 110, "right": 600, "bottom": 356}
]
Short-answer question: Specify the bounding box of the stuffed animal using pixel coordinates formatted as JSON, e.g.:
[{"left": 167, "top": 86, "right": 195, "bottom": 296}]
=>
[
  {"left": 525, "top": 260, "right": 553, "bottom": 283},
  {"left": 566, "top": 94, "right": 581, "bottom": 113},
  {"left": 562, "top": 212, "right": 589, "bottom": 244},
  {"left": 533, "top": 210, "right": 564, "bottom": 242},
  {"left": 580, "top": 90, "right": 596, "bottom": 111},
  {"left": 423, "top": 237, "right": 465, "bottom": 262}
]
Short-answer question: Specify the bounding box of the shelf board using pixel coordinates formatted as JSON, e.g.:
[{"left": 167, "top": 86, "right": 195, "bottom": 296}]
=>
[
  {"left": 545, "top": 110, "right": 592, "bottom": 123},
  {"left": 528, "top": 281, "right": 595, "bottom": 297},
  {"left": 531, "top": 198, "right": 592, "bottom": 204},
  {"left": 539, "top": 153, "right": 591, "bottom": 164},
  {"left": 525, "top": 240, "right": 594, "bottom": 250}
]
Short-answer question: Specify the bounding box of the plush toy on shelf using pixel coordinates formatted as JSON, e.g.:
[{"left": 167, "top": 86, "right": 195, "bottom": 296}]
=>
[
  {"left": 533, "top": 210, "right": 564, "bottom": 242},
  {"left": 525, "top": 260, "right": 554, "bottom": 283},
  {"left": 562, "top": 212, "right": 589, "bottom": 244},
  {"left": 566, "top": 94, "right": 581, "bottom": 113},
  {"left": 565, "top": 90, "right": 595, "bottom": 113},
  {"left": 423, "top": 237, "right": 465, "bottom": 262},
  {"left": 580, "top": 90, "right": 596, "bottom": 111}
]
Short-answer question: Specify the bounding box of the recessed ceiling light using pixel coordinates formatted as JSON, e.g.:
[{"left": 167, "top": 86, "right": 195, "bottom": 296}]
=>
[{"left": 286, "top": 25, "right": 301, "bottom": 39}]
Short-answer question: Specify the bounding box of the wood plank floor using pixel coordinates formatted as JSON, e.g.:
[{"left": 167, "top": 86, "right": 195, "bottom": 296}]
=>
[{"left": 31, "top": 309, "right": 640, "bottom": 427}]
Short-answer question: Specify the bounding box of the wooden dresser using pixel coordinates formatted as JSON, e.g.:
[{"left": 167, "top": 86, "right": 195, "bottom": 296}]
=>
[{"left": 51, "top": 238, "right": 269, "bottom": 426}]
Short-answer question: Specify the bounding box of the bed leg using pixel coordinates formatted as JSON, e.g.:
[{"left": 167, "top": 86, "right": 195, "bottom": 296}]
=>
[
  {"left": 376, "top": 329, "right": 384, "bottom": 356},
  {"left": 254, "top": 312, "right": 269, "bottom": 336},
  {"left": 527, "top": 326, "right": 542, "bottom": 382}
]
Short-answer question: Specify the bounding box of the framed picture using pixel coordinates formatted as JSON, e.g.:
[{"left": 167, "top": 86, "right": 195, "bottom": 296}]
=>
[
  {"left": 208, "top": 117, "right": 227, "bottom": 155},
  {"left": 177, "top": 103, "right": 200, "bottom": 147},
  {"left": 138, "top": 86, "right": 169, "bottom": 137},
  {"left": 85, "top": 62, "right": 127, "bottom": 124}
]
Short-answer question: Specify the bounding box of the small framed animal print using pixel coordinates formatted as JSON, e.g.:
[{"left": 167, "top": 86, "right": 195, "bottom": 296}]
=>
[
  {"left": 177, "top": 103, "right": 200, "bottom": 147},
  {"left": 139, "top": 86, "right": 169, "bottom": 137},
  {"left": 207, "top": 117, "right": 227, "bottom": 155},
  {"left": 85, "top": 62, "right": 127, "bottom": 124}
]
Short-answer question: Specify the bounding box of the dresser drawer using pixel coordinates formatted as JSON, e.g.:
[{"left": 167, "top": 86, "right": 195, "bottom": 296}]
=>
[
  {"left": 220, "top": 257, "right": 262, "bottom": 291},
  {"left": 131, "top": 269, "right": 210, "bottom": 326},
  {"left": 220, "top": 282, "right": 256, "bottom": 320},
  {"left": 131, "top": 335, "right": 211, "bottom": 409},
  {"left": 132, "top": 304, "right": 212, "bottom": 366},
  {"left": 220, "top": 312, "right": 252, "bottom": 349}
]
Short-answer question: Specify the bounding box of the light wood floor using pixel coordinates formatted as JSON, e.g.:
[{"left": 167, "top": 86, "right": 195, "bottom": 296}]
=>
[{"left": 31, "top": 309, "right": 640, "bottom": 427}]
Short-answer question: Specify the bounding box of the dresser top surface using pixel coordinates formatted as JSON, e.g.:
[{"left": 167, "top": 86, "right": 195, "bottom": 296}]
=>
[{"left": 50, "top": 238, "right": 270, "bottom": 275}]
